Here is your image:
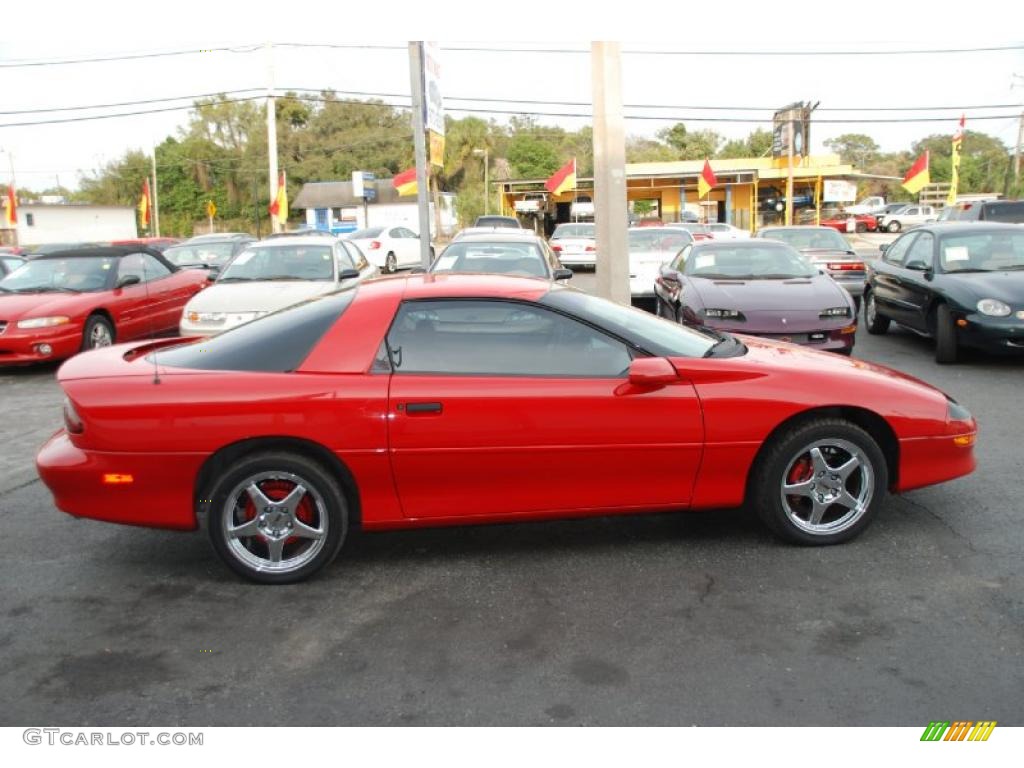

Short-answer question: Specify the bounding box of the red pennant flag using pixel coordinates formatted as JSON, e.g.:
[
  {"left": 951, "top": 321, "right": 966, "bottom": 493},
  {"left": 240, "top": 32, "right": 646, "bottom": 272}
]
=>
[
  {"left": 698, "top": 159, "right": 717, "bottom": 199},
  {"left": 392, "top": 167, "right": 418, "bottom": 196},
  {"left": 4, "top": 184, "right": 16, "bottom": 226},
  {"left": 901, "top": 151, "right": 930, "bottom": 195},
  {"left": 545, "top": 158, "right": 576, "bottom": 196}
]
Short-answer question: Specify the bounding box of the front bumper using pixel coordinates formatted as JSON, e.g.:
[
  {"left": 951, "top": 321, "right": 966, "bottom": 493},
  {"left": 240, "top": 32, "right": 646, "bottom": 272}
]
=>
[
  {"left": 953, "top": 312, "right": 1024, "bottom": 354},
  {"left": 717, "top": 322, "right": 857, "bottom": 352},
  {"left": 0, "top": 324, "right": 84, "bottom": 365},
  {"left": 36, "top": 430, "right": 204, "bottom": 530}
]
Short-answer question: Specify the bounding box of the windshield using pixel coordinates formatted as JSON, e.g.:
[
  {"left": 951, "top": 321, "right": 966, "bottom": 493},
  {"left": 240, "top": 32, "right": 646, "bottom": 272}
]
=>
[
  {"left": 476, "top": 216, "right": 520, "bottom": 228},
  {"left": 938, "top": 231, "right": 1024, "bottom": 272},
  {"left": 218, "top": 245, "right": 336, "bottom": 282},
  {"left": 628, "top": 229, "right": 693, "bottom": 253},
  {"left": 164, "top": 242, "right": 236, "bottom": 267},
  {"left": 349, "top": 227, "right": 385, "bottom": 239},
  {"left": 552, "top": 224, "right": 595, "bottom": 239},
  {"left": 684, "top": 244, "right": 817, "bottom": 279},
  {"left": 542, "top": 289, "right": 718, "bottom": 358},
  {"left": 760, "top": 228, "right": 849, "bottom": 251},
  {"left": 0, "top": 256, "right": 115, "bottom": 293},
  {"left": 432, "top": 242, "right": 547, "bottom": 277}
]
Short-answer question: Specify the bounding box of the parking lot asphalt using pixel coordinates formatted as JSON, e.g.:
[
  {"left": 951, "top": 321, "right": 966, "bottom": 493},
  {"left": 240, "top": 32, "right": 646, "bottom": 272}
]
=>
[{"left": 1, "top": 276, "right": 1022, "bottom": 727}]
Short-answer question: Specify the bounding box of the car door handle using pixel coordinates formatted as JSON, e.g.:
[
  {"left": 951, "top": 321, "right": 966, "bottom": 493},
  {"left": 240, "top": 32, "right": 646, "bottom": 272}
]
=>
[{"left": 401, "top": 402, "right": 443, "bottom": 414}]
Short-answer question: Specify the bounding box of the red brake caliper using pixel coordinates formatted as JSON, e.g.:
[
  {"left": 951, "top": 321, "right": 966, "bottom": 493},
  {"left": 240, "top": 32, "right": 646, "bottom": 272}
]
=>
[
  {"left": 241, "top": 481, "right": 316, "bottom": 545},
  {"left": 787, "top": 457, "right": 812, "bottom": 487}
]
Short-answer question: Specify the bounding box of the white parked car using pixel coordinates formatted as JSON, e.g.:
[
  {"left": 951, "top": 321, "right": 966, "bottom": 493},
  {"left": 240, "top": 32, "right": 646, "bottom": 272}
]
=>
[
  {"left": 570, "top": 195, "right": 595, "bottom": 220},
  {"left": 627, "top": 227, "right": 694, "bottom": 302},
  {"left": 876, "top": 204, "right": 938, "bottom": 233},
  {"left": 549, "top": 222, "right": 597, "bottom": 267},
  {"left": 179, "top": 237, "right": 378, "bottom": 337},
  {"left": 707, "top": 223, "right": 751, "bottom": 240},
  {"left": 346, "top": 225, "right": 427, "bottom": 273}
]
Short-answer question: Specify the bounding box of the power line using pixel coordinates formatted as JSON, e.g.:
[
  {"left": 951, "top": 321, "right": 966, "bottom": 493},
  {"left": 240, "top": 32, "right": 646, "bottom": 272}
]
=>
[
  {"left": 3, "top": 42, "right": 1022, "bottom": 68},
  {"left": 1, "top": 93, "right": 1017, "bottom": 129}
]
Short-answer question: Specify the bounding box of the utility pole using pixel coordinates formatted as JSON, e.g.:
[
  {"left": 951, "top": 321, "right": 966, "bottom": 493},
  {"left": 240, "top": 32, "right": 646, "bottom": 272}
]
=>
[
  {"left": 1015, "top": 111, "right": 1023, "bottom": 183},
  {"left": 408, "top": 42, "right": 432, "bottom": 268},
  {"left": 265, "top": 41, "right": 281, "bottom": 234},
  {"left": 151, "top": 145, "right": 160, "bottom": 237},
  {"left": 591, "top": 42, "right": 629, "bottom": 305},
  {"left": 785, "top": 118, "right": 795, "bottom": 227}
]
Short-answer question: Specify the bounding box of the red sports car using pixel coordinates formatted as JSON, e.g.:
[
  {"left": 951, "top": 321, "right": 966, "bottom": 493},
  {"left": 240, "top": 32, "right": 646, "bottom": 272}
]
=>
[
  {"left": 0, "top": 245, "right": 210, "bottom": 365},
  {"left": 818, "top": 213, "right": 878, "bottom": 234},
  {"left": 36, "top": 274, "right": 977, "bottom": 583}
]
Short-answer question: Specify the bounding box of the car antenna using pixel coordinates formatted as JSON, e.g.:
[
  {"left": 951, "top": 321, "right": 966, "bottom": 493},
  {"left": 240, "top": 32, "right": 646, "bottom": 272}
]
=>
[{"left": 140, "top": 249, "right": 161, "bottom": 385}]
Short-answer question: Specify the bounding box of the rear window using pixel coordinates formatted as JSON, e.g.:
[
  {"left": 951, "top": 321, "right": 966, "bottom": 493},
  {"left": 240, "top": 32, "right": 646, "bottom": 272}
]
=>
[
  {"left": 152, "top": 290, "right": 356, "bottom": 372},
  {"left": 982, "top": 202, "right": 1024, "bottom": 223},
  {"left": 349, "top": 227, "right": 385, "bottom": 239}
]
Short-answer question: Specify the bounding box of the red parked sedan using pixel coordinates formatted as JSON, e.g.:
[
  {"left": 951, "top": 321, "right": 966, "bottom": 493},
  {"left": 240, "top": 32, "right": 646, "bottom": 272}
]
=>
[
  {"left": 37, "top": 274, "right": 977, "bottom": 583},
  {"left": 818, "top": 213, "right": 878, "bottom": 234},
  {"left": 0, "top": 246, "right": 209, "bottom": 365}
]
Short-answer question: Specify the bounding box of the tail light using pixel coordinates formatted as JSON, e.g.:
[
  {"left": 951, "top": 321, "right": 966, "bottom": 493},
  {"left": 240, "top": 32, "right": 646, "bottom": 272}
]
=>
[
  {"left": 551, "top": 244, "right": 562, "bottom": 252},
  {"left": 63, "top": 396, "right": 84, "bottom": 434},
  {"left": 585, "top": 245, "right": 596, "bottom": 252},
  {"left": 826, "top": 262, "right": 866, "bottom": 271},
  {"left": 368, "top": 240, "right": 381, "bottom": 250}
]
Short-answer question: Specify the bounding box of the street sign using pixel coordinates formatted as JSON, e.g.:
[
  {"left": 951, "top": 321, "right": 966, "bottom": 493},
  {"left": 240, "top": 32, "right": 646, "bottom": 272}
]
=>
[
  {"left": 206, "top": 200, "right": 217, "bottom": 217},
  {"left": 352, "top": 171, "right": 376, "bottom": 199},
  {"left": 423, "top": 42, "right": 444, "bottom": 136}
]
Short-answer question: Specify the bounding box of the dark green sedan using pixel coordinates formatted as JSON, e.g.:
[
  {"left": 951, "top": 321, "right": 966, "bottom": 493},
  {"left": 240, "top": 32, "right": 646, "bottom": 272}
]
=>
[{"left": 864, "top": 223, "right": 1024, "bottom": 363}]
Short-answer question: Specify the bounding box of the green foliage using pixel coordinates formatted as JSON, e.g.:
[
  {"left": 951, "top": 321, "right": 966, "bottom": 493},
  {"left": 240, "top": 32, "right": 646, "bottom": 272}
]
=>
[
  {"left": 507, "top": 133, "right": 561, "bottom": 179},
  {"left": 657, "top": 123, "right": 722, "bottom": 160},
  {"left": 823, "top": 133, "right": 880, "bottom": 168}
]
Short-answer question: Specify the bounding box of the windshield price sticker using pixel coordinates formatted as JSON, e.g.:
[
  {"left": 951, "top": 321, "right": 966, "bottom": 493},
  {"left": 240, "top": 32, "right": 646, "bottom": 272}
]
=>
[
  {"left": 944, "top": 246, "right": 970, "bottom": 262},
  {"left": 695, "top": 254, "right": 717, "bottom": 269}
]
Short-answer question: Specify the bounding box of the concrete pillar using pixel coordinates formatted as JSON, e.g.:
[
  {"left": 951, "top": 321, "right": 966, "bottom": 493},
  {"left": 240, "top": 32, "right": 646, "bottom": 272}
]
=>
[{"left": 591, "top": 42, "right": 630, "bottom": 305}]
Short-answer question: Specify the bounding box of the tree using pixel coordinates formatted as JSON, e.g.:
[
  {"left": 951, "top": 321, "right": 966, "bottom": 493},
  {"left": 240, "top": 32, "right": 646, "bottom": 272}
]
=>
[
  {"left": 911, "top": 130, "right": 1009, "bottom": 194},
  {"left": 824, "top": 134, "right": 880, "bottom": 169},
  {"left": 626, "top": 136, "right": 677, "bottom": 163},
  {"left": 507, "top": 134, "right": 560, "bottom": 179},
  {"left": 718, "top": 128, "right": 774, "bottom": 159},
  {"left": 657, "top": 123, "right": 722, "bottom": 160}
]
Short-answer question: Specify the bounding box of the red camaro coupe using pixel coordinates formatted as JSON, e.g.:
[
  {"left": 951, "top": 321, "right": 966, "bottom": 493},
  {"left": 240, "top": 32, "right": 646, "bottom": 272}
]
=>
[
  {"left": 36, "top": 274, "right": 977, "bottom": 583},
  {"left": 0, "top": 246, "right": 209, "bottom": 365}
]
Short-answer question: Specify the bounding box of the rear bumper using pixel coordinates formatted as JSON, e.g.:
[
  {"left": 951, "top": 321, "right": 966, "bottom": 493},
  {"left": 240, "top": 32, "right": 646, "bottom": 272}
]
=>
[{"left": 36, "top": 430, "right": 204, "bottom": 530}]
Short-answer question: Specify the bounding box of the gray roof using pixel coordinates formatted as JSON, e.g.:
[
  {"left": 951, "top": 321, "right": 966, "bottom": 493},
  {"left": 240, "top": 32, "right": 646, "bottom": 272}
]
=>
[{"left": 293, "top": 180, "right": 408, "bottom": 209}]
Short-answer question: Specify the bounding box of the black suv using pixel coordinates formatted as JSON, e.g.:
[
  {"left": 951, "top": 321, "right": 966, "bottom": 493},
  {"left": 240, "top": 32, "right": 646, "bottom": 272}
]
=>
[{"left": 945, "top": 200, "right": 1024, "bottom": 224}]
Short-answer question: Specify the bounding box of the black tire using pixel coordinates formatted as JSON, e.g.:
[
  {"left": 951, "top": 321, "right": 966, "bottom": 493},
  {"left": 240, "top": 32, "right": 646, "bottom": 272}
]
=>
[
  {"left": 655, "top": 296, "right": 676, "bottom": 322},
  {"left": 385, "top": 252, "right": 397, "bottom": 273},
  {"left": 855, "top": 222, "right": 867, "bottom": 233},
  {"left": 751, "top": 418, "right": 888, "bottom": 546},
  {"left": 81, "top": 314, "right": 115, "bottom": 351},
  {"left": 934, "top": 303, "right": 958, "bottom": 364},
  {"left": 204, "top": 451, "right": 349, "bottom": 584},
  {"left": 864, "top": 290, "right": 890, "bottom": 334},
  {"left": 887, "top": 220, "right": 901, "bottom": 233}
]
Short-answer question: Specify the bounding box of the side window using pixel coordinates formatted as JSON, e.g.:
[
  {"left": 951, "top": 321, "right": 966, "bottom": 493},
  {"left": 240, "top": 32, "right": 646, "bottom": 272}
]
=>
[
  {"left": 341, "top": 241, "right": 368, "bottom": 270},
  {"left": 119, "top": 252, "right": 170, "bottom": 283},
  {"left": 905, "top": 207, "right": 919, "bottom": 216},
  {"left": 387, "top": 300, "right": 633, "bottom": 377},
  {"left": 904, "top": 233, "right": 934, "bottom": 268},
  {"left": 883, "top": 234, "right": 915, "bottom": 266},
  {"left": 334, "top": 243, "right": 356, "bottom": 270}
]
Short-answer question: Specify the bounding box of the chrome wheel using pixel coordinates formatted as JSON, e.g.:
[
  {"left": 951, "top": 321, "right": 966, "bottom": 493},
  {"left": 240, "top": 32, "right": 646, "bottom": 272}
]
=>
[
  {"left": 90, "top": 324, "right": 112, "bottom": 348},
  {"left": 780, "top": 438, "right": 874, "bottom": 536},
  {"left": 385, "top": 252, "right": 397, "bottom": 273},
  {"left": 222, "top": 471, "right": 328, "bottom": 575},
  {"left": 865, "top": 293, "right": 876, "bottom": 325}
]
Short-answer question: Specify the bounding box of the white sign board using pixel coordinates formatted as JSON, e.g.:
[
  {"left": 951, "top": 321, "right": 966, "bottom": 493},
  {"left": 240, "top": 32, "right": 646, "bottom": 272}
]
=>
[
  {"left": 823, "top": 180, "right": 857, "bottom": 203},
  {"left": 351, "top": 171, "right": 364, "bottom": 199},
  {"left": 423, "top": 42, "right": 444, "bottom": 136}
]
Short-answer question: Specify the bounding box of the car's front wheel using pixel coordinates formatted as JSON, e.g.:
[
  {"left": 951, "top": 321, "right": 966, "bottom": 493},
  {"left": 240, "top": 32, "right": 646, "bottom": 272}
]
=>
[
  {"left": 81, "top": 315, "right": 115, "bottom": 351},
  {"left": 752, "top": 419, "right": 888, "bottom": 545},
  {"left": 887, "top": 221, "right": 901, "bottom": 233},
  {"left": 204, "top": 452, "right": 349, "bottom": 584},
  {"left": 934, "top": 303, "right": 959, "bottom": 364}
]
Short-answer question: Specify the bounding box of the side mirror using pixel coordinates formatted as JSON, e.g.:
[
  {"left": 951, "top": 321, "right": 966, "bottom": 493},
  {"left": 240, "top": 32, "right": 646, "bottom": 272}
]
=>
[
  {"left": 904, "top": 260, "right": 929, "bottom": 272},
  {"left": 553, "top": 268, "right": 573, "bottom": 280},
  {"left": 116, "top": 275, "right": 141, "bottom": 289},
  {"left": 338, "top": 268, "right": 360, "bottom": 280},
  {"left": 878, "top": 243, "right": 889, "bottom": 254},
  {"left": 206, "top": 266, "right": 221, "bottom": 281},
  {"left": 628, "top": 357, "right": 680, "bottom": 386}
]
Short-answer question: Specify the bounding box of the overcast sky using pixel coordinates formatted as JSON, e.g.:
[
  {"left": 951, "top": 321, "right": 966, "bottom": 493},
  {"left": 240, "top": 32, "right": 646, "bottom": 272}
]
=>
[{"left": 2, "top": 2, "right": 1021, "bottom": 191}]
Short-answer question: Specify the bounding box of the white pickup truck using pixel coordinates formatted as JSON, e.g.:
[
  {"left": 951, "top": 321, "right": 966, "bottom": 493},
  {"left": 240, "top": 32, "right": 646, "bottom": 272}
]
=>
[
  {"left": 570, "top": 194, "right": 595, "bottom": 220},
  {"left": 514, "top": 192, "right": 547, "bottom": 216},
  {"left": 845, "top": 196, "right": 887, "bottom": 216}
]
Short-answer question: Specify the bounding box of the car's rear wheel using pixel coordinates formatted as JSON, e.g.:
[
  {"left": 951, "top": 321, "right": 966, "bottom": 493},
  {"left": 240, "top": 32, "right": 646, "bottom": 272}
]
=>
[
  {"left": 385, "top": 252, "right": 397, "bottom": 273},
  {"left": 205, "top": 452, "right": 348, "bottom": 584},
  {"left": 887, "top": 221, "right": 901, "bottom": 233},
  {"left": 864, "top": 290, "right": 890, "bottom": 334},
  {"left": 934, "top": 303, "right": 959, "bottom": 364},
  {"left": 81, "top": 315, "right": 115, "bottom": 351},
  {"left": 752, "top": 419, "right": 887, "bottom": 545},
  {"left": 855, "top": 222, "right": 867, "bottom": 233}
]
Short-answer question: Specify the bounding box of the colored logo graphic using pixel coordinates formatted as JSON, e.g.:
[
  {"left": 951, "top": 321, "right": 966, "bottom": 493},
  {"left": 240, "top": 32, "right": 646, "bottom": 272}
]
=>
[{"left": 920, "top": 721, "right": 997, "bottom": 742}]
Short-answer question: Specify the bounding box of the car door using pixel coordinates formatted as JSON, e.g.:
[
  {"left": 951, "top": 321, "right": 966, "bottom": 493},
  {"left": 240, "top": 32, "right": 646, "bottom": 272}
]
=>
[
  {"left": 385, "top": 298, "right": 704, "bottom": 520},
  {"left": 892, "top": 231, "right": 937, "bottom": 332},
  {"left": 109, "top": 253, "right": 163, "bottom": 340},
  {"left": 871, "top": 233, "right": 916, "bottom": 324},
  {"left": 394, "top": 227, "right": 418, "bottom": 266}
]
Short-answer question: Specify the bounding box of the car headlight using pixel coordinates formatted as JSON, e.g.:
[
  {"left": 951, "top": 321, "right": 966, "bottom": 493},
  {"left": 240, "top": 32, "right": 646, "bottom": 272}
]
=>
[
  {"left": 820, "top": 306, "right": 852, "bottom": 318},
  {"left": 704, "top": 308, "right": 745, "bottom": 320},
  {"left": 976, "top": 299, "right": 1011, "bottom": 317},
  {"left": 17, "top": 316, "right": 71, "bottom": 329},
  {"left": 187, "top": 312, "right": 227, "bottom": 324}
]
